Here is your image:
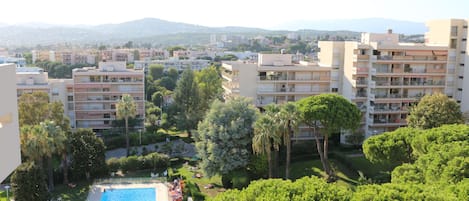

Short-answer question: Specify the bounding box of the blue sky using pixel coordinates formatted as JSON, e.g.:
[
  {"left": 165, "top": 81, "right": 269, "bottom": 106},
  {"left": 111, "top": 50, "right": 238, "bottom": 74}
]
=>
[{"left": 1, "top": 0, "right": 468, "bottom": 28}]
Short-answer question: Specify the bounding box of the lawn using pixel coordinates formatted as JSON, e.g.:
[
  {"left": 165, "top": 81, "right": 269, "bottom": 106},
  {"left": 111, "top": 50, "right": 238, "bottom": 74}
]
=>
[
  {"left": 285, "top": 159, "right": 359, "bottom": 188},
  {"left": 171, "top": 162, "right": 223, "bottom": 198},
  {"left": 0, "top": 181, "right": 92, "bottom": 201},
  {"left": 50, "top": 181, "right": 93, "bottom": 201},
  {"left": 0, "top": 190, "right": 11, "bottom": 201}
]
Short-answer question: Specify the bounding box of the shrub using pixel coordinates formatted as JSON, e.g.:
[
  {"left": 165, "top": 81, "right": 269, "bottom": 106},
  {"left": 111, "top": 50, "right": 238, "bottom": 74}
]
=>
[
  {"left": 11, "top": 162, "right": 50, "bottom": 201},
  {"left": 107, "top": 157, "right": 121, "bottom": 172},
  {"left": 106, "top": 152, "right": 170, "bottom": 173},
  {"left": 121, "top": 156, "right": 139, "bottom": 172},
  {"left": 231, "top": 169, "right": 251, "bottom": 190}
]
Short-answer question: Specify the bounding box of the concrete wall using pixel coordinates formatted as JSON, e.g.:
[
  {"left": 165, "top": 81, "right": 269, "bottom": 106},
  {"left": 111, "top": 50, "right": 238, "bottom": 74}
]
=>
[{"left": 0, "top": 64, "right": 21, "bottom": 182}]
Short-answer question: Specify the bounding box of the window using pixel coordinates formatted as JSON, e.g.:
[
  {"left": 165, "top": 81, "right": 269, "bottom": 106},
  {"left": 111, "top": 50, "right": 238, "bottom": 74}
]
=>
[
  {"left": 450, "top": 39, "right": 457, "bottom": 49},
  {"left": 451, "top": 26, "right": 458, "bottom": 37},
  {"left": 67, "top": 96, "right": 73, "bottom": 101},
  {"left": 331, "top": 88, "right": 338, "bottom": 92}
]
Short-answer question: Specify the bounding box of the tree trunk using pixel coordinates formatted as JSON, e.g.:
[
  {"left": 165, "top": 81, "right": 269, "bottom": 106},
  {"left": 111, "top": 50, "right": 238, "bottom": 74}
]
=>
[
  {"left": 285, "top": 126, "right": 292, "bottom": 179},
  {"left": 62, "top": 152, "right": 69, "bottom": 185},
  {"left": 125, "top": 117, "right": 130, "bottom": 157},
  {"left": 47, "top": 157, "right": 54, "bottom": 191},
  {"left": 314, "top": 132, "right": 330, "bottom": 176},
  {"left": 323, "top": 134, "right": 333, "bottom": 177},
  {"left": 273, "top": 149, "right": 279, "bottom": 178},
  {"left": 267, "top": 151, "right": 273, "bottom": 178},
  {"left": 187, "top": 130, "right": 192, "bottom": 138}
]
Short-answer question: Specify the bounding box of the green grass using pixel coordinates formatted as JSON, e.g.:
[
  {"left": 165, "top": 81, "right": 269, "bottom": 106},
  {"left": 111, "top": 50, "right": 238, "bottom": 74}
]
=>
[
  {"left": 50, "top": 181, "right": 93, "bottom": 201},
  {"left": 0, "top": 190, "right": 11, "bottom": 201},
  {"left": 171, "top": 162, "right": 223, "bottom": 198},
  {"left": 285, "top": 159, "right": 359, "bottom": 188}
]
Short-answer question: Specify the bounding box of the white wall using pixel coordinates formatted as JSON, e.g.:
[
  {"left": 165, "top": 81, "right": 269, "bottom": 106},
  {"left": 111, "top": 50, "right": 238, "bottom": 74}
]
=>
[{"left": 0, "top": 64, "right": 21, "bottom": 182}]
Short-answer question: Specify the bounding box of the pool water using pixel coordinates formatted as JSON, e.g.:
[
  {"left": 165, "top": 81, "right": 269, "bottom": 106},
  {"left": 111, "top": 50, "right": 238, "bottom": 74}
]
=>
[{"left": 100, "top": 188, "right": 156, "bottom": 201}]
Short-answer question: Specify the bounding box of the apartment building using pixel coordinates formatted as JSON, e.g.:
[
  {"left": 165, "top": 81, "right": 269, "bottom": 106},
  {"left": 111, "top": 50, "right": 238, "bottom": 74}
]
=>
[
  {"left": 0, "top": 64, "right": 21, "bottom": 182},
  {"left": 138, "top": 49, "right": 169, "bottom": 60},
  {"left": 222, "top": 53, "right": 334, "bottom": 139},
  {"left": 16, "top": 67, "right": 74, "bottom": 126},
  {"left": 72, "top": 62, "right": 144, "bottom": 132},
  {"left": 425, "top": 19, "right": 469, "bottom": 111},
  {"left": 16, "top": 67, "right": 51, "bottom": 96},
  {"left": 318, "top": 28, "right": 457, "bottom": 139}
]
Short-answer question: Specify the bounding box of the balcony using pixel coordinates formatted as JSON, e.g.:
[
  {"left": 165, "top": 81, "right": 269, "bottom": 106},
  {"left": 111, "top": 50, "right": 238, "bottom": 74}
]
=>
[
  {"left": 353, "top": 80, "right": 368, "bottom": 86},
  {"left": 370, "top": 68, "right": 376, "bottom": 75},
  {"left": 369, "top": 81, "right": 376, "bottom": 88},
  {"left": 371, "top": 118, "right": 407, "bottom": 126},
  {"left": 353, "top": 54, "right": 370, "bottom": 61},
  {"left": 352, "top": 67, "right": 369, "bottom": 75}
]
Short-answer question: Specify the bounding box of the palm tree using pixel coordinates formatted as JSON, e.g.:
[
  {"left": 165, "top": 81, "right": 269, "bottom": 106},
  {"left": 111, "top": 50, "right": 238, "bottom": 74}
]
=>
[
  {"left": 20, "top": 125, "right": 49, "bottom": 164},
  {"left": 278, "top": 102, "right": 300, "bottom": 179},
  {"left": 252, "top": 115, "right": 280, "bottom": 178},
  {"left": 116, "top": 94, "right": 137, "bottom": 156},
  {"left": 41, "top": 121, "right": 66, "bottom": 191}
]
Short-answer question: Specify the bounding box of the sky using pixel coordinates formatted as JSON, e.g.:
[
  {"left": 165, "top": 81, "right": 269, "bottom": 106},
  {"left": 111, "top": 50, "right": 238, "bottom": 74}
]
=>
[{"left": 1, "top": 0, "right": 468, "bottom": 28}]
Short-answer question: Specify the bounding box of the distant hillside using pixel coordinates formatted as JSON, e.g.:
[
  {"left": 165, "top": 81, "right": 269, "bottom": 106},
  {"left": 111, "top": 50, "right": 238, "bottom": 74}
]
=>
[
  {"left": 0, "top": 17, "right": 422, "bottom": 47},
  {"left": 273, "top": 18, "right": 426, "bottom": 34},
  {"left": 0, "top": 18, "right": 268, "bottom": 47}
]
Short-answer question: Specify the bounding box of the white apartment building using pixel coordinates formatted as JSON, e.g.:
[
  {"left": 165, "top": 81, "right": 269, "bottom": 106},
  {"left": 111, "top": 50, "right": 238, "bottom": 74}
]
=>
[
  {"left": 0, "top": 64, "right": 21, "bottom": 182},
  {"left": 222, "top": 54, "right": 335, "bottom": 140},
  {"left": 317, "top": 19, "right": 468, "bottom": 140},
  {"left": 222, "top": 19, "right": 469, "bottom": 142}
]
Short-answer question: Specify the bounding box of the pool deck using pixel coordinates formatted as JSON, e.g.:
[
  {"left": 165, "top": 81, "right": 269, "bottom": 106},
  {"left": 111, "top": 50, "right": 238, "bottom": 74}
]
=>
[{"left": 87, "top": 183, "right": 169, "bottom": 201}]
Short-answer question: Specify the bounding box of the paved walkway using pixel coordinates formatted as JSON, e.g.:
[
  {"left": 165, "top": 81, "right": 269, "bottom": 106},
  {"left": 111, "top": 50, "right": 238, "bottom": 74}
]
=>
[{"left": 105, "top": 139, "right": 196, "bottom": 159}]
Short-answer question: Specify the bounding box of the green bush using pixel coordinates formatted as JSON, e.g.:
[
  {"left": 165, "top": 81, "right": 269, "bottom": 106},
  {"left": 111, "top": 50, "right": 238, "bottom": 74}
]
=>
[
  {"left": 106, "top": 153, "right": 170, "bottom": 173},
  {"left": 121, "top": 156, "right": 139, "bottom": 172},
  {"left": 183, "top": 181, "right": 205, "bottom": 201},
  {"left": 231, "top": 170, "right": 251, "bottom": 190},
  {"left": 11, "top": 162, "right": 50, "bottom": 201},
  {"left": 107, "top": 157, "right": 121, "bottom": 172}
]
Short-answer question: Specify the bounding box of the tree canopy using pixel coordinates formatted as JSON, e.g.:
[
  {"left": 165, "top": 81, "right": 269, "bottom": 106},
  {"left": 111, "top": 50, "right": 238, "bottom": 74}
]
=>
[
  {"left": 70, "top": 129, "right": 107, "bottom": 180},
  {"left": 196, "top": 97, "right": 258, "bottom": 177},
  {"left": 407, "top": 93, "right": 464, "bottom": 129},
  {"left": 173, "top": 69, "right": 201, "bottom": 135},
  {"left": 11, "top": 162, "right": 49, "bottom": 201},
  {"left": 297, "top": 94, "right": 361, "bottom": 177}
]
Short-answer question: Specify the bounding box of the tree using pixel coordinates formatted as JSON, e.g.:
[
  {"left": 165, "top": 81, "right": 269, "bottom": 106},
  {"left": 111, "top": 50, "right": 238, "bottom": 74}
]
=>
[
  {"left": 70, "top": 129, "right": 107, "bottom": 180},
  {"left": 196, "top": 66, "right": 223, "bottom": 114},
  {"left": 297, "top": 94, "right": 361, "bottom": 178},
  {"left": 149, "top": 64, "right": 164, "bottom": 80},
  {"left": 196, "top": 97, "right": 258, "bottom": 177},
  {"left": 407, "top": 93, "right": 464, "bottom": 129},
  {"left": 158, "top": 76, "right": 177, "bottom": 91},
  {"left": 18, "top": 92, "right": 49, "bottom": 126},
  {"left": 173, "top": 69, "right": 201, "bottom": 137},
  {"left": 278, "top": 102, "right": 300, "bottom": 179},
  {"left": 253, "top": 113, "right": 281, "bottom": 178},
  {"left": 41, "top": 121, "right": 66, "bottom": 191},
  {"left": 11, "top": 162, "right": 49, "bottom": 201},
  {"left": 116, "top": 94, "right": 137, "bottom": 156},
  {"left": 212, "top": 176, "right": 351, "bottom": 201},
  {"left": 20, "top": 125, "right": 49, "bottom": 163},
  {"left": 363, "top": 127, "right": 418, "bottom": 165}
]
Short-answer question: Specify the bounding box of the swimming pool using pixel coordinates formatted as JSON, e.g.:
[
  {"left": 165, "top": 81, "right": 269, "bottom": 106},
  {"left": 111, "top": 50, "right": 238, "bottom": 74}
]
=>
[{"left": 100, "top": 188, "right": 156, "bottom": 201}]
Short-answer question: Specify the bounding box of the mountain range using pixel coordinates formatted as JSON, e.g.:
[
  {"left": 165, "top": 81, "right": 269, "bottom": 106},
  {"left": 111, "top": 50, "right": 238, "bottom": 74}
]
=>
[
  {"left": 0, "top": 18, "right": 425, "bottom": 47},
  {"left": 273, "top": 18, "right": 426, "bottom": 34}
]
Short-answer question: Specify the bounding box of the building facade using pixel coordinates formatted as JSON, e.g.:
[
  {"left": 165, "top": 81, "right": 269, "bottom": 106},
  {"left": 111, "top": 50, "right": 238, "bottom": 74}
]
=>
[
  {"left": 72, "top": 62, "right": 145, "bottom": 132},
  {"left": 222, "top": 54, "right": 335, "bottom": 139},
  {"left": 0, "top": 64, "right": 21, "bottom": 182},
  {"left": 222, "top": 19, "right": 468, "bottom": 142}
]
